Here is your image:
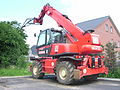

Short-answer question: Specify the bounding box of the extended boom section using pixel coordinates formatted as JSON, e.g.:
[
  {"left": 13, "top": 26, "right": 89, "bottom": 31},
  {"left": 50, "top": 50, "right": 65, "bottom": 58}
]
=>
[{"left": 33, "top": 4, "right": 84, "bottom": 41}]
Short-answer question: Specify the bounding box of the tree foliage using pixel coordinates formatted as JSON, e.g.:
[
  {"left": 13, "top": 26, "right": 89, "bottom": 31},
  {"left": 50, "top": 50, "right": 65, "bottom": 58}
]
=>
[
  {"left": 118, "top": 52, "right": 120, "bottom": 59},
  {"left": 104, "top": 42, "right": 118, "bottom": 73},
  {"left": 0, "top": 21, "right": 28, "bottom": 68}
]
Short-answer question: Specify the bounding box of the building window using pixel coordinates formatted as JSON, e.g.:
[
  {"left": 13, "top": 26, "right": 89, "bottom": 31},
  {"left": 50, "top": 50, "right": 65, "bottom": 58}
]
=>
[
  {"left": 105, "top": 24, "right": 109, "bottom": 32},
  {"left": 110, "top": 26, "right": 113, "bottom": 32}
]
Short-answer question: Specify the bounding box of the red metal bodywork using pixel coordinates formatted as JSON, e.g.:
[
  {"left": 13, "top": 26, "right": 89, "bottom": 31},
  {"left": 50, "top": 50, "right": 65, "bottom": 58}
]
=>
[
  {"left": 49, "top": 43, "right": 78, "bottom": 55},
  {"left": 32, "top": 4, "right": 108, "bottom": 78},
  {"left": 34, "top": 4, "right": 103, "bottom": 55}
]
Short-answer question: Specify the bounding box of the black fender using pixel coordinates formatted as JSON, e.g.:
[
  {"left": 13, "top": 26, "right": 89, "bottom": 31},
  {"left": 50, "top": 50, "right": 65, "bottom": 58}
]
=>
[{"left": 59, "top": 56, "right": 83, "bottom": 61}]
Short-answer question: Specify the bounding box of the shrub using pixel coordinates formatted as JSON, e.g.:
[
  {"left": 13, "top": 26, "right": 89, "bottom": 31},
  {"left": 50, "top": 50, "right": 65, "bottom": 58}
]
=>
[{"left": 0, "top": 21, "right": 29, "bottom": 68}]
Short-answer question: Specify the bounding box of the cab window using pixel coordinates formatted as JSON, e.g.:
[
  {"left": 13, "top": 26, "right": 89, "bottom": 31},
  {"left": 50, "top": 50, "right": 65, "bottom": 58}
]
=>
[
  {"left": 51, "top": 31, "right": 62, "bottom": 43},
  {"left": 37, "top": 31, "right": 46, "bottom": 46}
]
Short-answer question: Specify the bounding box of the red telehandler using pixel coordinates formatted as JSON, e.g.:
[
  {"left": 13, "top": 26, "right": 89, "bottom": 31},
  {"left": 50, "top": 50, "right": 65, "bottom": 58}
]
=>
[{"left": 24, "top": 4, "right": 108, "bottom": 84}]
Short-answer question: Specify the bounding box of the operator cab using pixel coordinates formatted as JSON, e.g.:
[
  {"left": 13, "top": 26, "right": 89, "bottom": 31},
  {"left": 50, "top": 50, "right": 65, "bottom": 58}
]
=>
[{"left": 36, "top": 28, "right": 63, "bottom": 57}]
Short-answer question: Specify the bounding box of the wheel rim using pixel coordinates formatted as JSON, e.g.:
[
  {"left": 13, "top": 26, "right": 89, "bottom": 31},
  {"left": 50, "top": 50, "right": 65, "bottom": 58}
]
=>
[
  {"left": 33, "top": 66, "right": 38, "bottom": 75},
  {"left": 59, "top": 67, "right": 67, "bottom": 80}
]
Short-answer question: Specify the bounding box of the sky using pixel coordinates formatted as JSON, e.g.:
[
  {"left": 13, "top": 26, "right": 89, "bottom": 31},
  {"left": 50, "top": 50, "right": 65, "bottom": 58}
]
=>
[{"left": 0, "top": 0, "right": 120, "bottom": 47}]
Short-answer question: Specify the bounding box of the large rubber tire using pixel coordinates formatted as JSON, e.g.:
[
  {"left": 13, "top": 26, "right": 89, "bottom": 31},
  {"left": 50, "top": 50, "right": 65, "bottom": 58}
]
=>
[
  {"left": 84, "top": 75, "right": 98, "bottom": 81},
  {"left": 56, "top": 61, "right": 75, "bottom": 85},
  {"left": 32, "top": 61, "right": 44, "bottom": 79}
]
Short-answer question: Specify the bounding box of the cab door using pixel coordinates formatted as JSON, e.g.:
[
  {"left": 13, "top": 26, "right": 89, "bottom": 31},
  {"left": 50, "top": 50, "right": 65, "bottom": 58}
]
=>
[
  {"left": 37, "top": 30, "right": 46, "bottom": 57},
  {"left": 36, "top": 29, "right": 52, "bottom": 57}
]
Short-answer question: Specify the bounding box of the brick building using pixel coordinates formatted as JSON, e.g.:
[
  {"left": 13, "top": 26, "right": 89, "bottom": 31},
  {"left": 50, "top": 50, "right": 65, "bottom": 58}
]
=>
[{"left": 77, "top": 16, "right": 120, "bottom": 53}]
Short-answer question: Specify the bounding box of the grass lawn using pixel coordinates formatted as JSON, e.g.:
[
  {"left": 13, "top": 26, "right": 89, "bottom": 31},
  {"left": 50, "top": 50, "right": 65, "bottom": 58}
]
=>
[
  {"left": 100, "top": 67, "right": 120, "bottom": 78},
  {"left": 106, "top": 68, "right": 120, "bottom": 78},
  {"left": 0, "top": 68, "right": 31, "bottom": 77},
  {"left": 0, "top": 67, "right": 120, "bottom": 78}
]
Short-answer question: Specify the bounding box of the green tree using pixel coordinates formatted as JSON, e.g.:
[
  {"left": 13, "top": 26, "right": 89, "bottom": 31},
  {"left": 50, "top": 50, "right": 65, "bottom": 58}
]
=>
[
  {"left": 118, "top": 52, "right": 120, "bottom": 59},
  {"left": 104, "top": 42, "right": 117, "bottom": 73},
  {"left": 0, "top": 21, "right": 29, "bottom": 68}
]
